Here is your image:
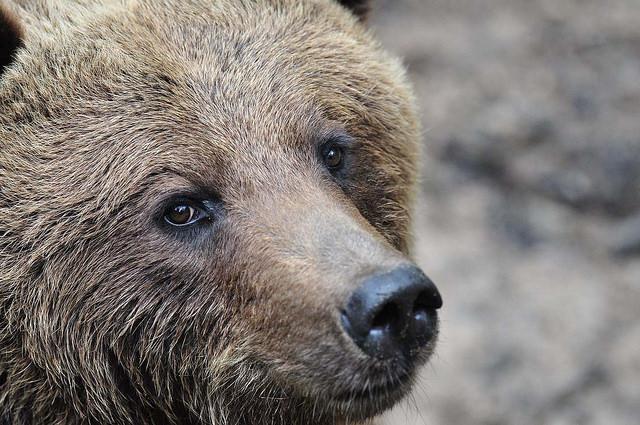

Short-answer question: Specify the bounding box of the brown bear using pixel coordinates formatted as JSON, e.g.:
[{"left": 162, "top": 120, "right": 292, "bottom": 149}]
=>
[{"left": 0, "top": 0, "right": 442, "bottom": 424}]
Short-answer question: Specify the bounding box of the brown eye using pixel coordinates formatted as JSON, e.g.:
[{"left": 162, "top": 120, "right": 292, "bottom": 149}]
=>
[
  {"left": 164, "top": 204, "right": 201, "bottom": 227},
  {"left": 323, "top": 144, "right": 344, "bottom": 169}
]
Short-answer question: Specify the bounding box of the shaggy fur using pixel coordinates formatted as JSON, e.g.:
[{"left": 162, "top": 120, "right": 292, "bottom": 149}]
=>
[{"left": 0, "top": 1, "right": 431, "bottom": 424}]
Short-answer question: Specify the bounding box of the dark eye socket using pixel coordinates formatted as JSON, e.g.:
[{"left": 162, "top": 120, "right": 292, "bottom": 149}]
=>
[
  {"left": 164, "top": 202, "right": 206, "bottom": 227},
  {"left": 322, "top": 143, "right": 345, "bottom": 170}
]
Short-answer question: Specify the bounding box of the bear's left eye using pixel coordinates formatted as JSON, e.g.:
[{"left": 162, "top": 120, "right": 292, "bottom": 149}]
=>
[
  {"left": 164, "top": 202, "right": 206, "bottom": 227},
  {"left": 322, "top": 143, "right": 345, "bottom": 170}
]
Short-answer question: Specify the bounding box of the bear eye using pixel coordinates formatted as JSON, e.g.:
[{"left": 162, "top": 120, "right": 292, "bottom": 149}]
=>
[
  {"left": 322, "top": 143, "right": 345, "bottom": 170},
  {"left": 164, "top": 202, "right": 205, "bottom": 227}
]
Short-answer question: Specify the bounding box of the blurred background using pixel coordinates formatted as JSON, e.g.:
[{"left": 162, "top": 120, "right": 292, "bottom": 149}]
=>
[{"left": 370, "top": 1, "right": 640, "bottom": 424}]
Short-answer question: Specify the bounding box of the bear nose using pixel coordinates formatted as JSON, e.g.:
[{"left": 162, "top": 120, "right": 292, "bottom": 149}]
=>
[{"left": 341, "top": 265, "right": 442, "bottom": 359}]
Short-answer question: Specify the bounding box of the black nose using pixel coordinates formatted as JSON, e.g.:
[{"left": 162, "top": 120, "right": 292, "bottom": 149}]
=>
[{"left": 341, "top": 265, "right": 442, "bottom": 359}]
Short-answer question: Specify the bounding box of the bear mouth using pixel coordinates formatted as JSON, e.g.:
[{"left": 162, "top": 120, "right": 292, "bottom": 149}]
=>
[
  {"left": 325, "top": 371, "right": 414, "bottom": 420},
  {"left": 332, "top": 370, "right": 413, "bottom": 403}
]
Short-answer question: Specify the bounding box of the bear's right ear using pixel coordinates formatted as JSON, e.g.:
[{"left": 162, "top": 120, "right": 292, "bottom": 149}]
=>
[
  {"left": 336, "top": 0, "right": 371, "bottom": 21},
  {"left": 0, "top": 3, "right": 24, "bottom": 78}
]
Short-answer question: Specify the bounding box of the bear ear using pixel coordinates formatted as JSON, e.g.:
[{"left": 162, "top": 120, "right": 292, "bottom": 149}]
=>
[
  {"left": 336, "top": 0, "right": 371, "bottom": 21},
  {"left": 0, "top": 4, "right": 24, "bottom": 78}
]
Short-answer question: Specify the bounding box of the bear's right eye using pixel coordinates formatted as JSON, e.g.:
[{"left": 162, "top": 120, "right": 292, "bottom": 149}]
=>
[
  {"left": 163, "top": 202, "right": 207, "bottom": 227},
  {"left": 320, "top": 137, "right": 349, "bottom": 172},
  {"left": 323, "top": 144, "right": 344, "bottom": 169}
]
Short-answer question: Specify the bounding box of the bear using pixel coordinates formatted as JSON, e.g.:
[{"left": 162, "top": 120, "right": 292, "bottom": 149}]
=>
[{"left": 0, "top": 0, "right": 442, "bottom": 424}]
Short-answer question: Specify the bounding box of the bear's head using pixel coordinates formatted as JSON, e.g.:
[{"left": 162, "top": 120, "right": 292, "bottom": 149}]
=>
[{"left": 0, "top": 1, "right": 441, "bottom": 424}]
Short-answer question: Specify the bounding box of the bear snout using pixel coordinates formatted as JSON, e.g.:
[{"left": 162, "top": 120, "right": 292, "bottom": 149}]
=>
[{"left": 341, "top": 265, "right": 442, "bottom": 361}]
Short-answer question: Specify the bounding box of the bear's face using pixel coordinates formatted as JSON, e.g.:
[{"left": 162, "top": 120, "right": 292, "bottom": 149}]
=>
[{"left": 0, "top": 1, "right": 441, "bottom": 424}]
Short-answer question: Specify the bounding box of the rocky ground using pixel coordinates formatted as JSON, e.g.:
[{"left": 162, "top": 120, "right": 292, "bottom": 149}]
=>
[{"left": 370, "top": 1, "right": 640, "bottom": 424}]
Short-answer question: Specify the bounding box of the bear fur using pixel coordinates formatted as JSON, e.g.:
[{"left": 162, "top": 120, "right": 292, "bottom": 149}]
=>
[{"left": 0, "top": 0, "right": 434, "bottom": 424}]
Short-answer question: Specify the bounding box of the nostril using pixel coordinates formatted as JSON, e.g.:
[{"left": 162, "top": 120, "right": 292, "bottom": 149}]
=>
[
  {"left": 371, "top": 302, "right": 400, "bottom": 331},
  {"left": 413, "top": 291, "right": 430, "bottom": 315},
  {"left": 414, "top": 285, "right": 443, "bottom": 311}
]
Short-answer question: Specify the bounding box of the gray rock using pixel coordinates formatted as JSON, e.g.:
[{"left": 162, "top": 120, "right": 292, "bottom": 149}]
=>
[{"left": 609, "top": 214, "right": 640, "bottom": 258}]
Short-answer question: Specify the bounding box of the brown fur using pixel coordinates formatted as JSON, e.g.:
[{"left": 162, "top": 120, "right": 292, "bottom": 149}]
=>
[{"left": 0, "top": 1, "right": 430, "bottom": 424}]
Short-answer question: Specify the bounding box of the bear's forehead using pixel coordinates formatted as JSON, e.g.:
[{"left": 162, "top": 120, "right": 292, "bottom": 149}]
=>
[
  {"left": 2, "top": 0, "right": 393, "bottom": 143},
  {"left": 0, "top": 0, "right": 414, "bottom": 205}
]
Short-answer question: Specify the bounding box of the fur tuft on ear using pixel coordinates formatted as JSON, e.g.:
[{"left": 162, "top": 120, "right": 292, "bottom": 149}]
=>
[
  {"left": 0, "top": 3, "right": 24, "bottom": 77},
  {"left": 336, "top": 0, "right": 371, "bottom": 21}
]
